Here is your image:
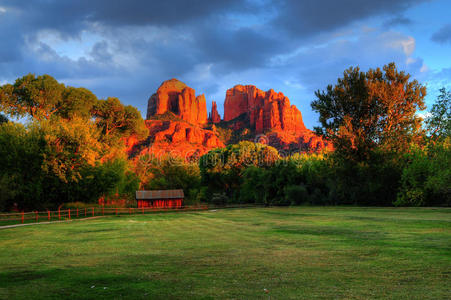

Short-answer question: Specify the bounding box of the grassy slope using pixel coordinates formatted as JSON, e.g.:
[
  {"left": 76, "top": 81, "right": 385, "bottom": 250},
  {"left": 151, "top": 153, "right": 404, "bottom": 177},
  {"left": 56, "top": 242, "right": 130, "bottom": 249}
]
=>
[{"left": 0, "top": 207, "right": 450, "bottom": 299}]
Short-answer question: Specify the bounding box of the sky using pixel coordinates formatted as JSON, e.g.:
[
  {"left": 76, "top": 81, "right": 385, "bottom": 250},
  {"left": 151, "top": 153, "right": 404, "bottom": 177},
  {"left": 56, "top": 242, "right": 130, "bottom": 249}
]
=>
[{"left": 0, "top": 0, "right": 450, "bottom": 128}]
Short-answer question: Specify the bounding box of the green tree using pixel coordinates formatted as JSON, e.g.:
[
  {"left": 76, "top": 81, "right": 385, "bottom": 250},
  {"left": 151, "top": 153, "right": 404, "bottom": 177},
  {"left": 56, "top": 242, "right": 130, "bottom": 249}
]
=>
[
  {"left": 426, "top": 87, "right": 451, "bottom": 140},
  {"left": 395, "top": 139, "right": 451, "bottom": 206},
  {"left": 60, "top": 87, "right": 97, "bottom": 120},
  {"left": 92, "top": 97, "right": 147, "bottom": 139},
  {"left": 135, "top": 154, "right": 201, "bottom": 203},
  {"left": 39, "top": 116, "right": 103, "bottom": 183},
  {"left": 200, "top": 141, "right": 279, "bottom": 202},
  {"left": 0, "top": 74, "right": 98, "bottom": 121},
  {"left": 312, "top": 63, "right": 426, "bottom": 161},
  {"left": 0, "top": 114, "right": 7, "bottom": 124},
  {"left": 0, "top": 122, "right": 46, "bottom": 210}
]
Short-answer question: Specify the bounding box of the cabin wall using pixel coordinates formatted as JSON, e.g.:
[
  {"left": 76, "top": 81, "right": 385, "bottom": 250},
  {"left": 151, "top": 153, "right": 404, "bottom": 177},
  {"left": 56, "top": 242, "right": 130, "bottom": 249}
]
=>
[{"left": 137, "top": 199, "right": 183, "bottom": 208}]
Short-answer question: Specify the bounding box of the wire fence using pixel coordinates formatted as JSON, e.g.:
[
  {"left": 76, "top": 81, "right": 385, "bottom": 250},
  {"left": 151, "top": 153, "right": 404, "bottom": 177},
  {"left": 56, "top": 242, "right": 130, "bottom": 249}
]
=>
[
  {"left": 0, "top": 204, "right": 262, "bottom": 227},
  {"left": 0, "top": 206, "right": 211, "bottom": 226}
]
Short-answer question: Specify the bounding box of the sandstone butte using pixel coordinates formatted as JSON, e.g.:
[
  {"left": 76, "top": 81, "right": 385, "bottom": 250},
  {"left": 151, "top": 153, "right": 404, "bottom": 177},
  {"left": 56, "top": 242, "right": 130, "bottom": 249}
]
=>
[
  {"left": 208, "top": 101, "right": 221, "bottom": 123},
  {"left": 126, "top": 79, "right": 332, "bottom": 159}
]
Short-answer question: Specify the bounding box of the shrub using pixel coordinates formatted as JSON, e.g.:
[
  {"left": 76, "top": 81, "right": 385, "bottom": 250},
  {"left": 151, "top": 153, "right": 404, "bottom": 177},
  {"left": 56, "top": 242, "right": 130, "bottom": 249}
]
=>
[{"left": 284, "top": 184, "right": 308, "bottom": 205}]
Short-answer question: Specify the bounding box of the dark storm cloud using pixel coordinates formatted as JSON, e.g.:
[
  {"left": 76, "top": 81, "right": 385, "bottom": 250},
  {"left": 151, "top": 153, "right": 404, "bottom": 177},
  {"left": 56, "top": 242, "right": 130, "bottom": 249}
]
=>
[
  {"left": 0, "top": 0, "right": 431, "bottom": 125},
  {"left": 431, "top": 24, "right": 451, "bottom": 44},
  {"left": 383, "top": 16, "right": 413, "bottom": 27},
  {"left": 0, "top": 0, "right": 248, "bottom": 34},
  {"left": 0, "top": 0, "right": 425, "bottom": 76},
  {"left": 273, "top": 0, "right": 426, "bottom": 36},
  {"left": 194, "top": 25, "right": 286, "bottom": 71}
]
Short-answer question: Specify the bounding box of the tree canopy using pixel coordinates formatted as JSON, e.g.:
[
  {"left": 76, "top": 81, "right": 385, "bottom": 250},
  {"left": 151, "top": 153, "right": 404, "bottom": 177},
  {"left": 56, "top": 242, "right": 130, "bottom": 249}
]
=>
[
  {"left": 426, "top": 87, "right": 451, "bottom": 140},
  {"left": 92, "top": 97, "right": 148, "bottom": 140},
  {"left": 312, "top": 63, "right": 426, "bottom": 161},
  {"left": 0, "top": 74, "right": 96, "bottom": 121}
]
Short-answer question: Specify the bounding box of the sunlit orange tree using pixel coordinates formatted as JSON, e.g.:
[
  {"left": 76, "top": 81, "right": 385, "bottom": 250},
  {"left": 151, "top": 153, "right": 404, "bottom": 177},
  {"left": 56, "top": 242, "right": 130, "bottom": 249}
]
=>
[{"left": 312, "top": 63, "right": 426, "bottom": 162}]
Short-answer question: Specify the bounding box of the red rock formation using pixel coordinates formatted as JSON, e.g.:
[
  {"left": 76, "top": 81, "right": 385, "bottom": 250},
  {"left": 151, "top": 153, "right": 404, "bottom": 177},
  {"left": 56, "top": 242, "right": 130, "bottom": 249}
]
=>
[
  {"left": 224, "top": 85, "right": 307, "bottom": 134},
  {"left": 208, "top": 101, "right": 221, "bottom": 123},
  {"left": 223, "top": 84, "right": 332, "bottom": 152},
  {"left": 146, "top": 79, "right": 207, "bottom": 125},
  {"left": 131, "top": 120, "right": 224, "bottom": 159},
  {"left": 129, "top": 79, "right": 331, "bottom": 159}
]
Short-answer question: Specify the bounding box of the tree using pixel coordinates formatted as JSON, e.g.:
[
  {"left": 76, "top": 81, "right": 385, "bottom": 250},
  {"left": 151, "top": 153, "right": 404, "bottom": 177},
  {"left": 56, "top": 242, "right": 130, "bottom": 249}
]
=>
[
  {"left": 0, "top": 74, "right": 98, "bottom": 121},
  {"left": 0, "top": 122, "right": 46, "bottom": 210},
  {"left": 92, "top": 97, "right": 147, "bottom": 140},
  {"left": 312, "top": 63, "right": 426, "bottom": 161},
  {"left": 0, "top": 74, "right": 65, "bottom": 121},
  {"left": 200, "top": 141, "right": 279, "bottom": 202},
  {"left": 0, "top": 114, "right": 7, "bottom": 124},
  {"left": 395, "top": 140, "right": 451, "bottom": 206},
  {"left": 135, "top": 154, "right": 201, "bottom": 203},
  {"left": 426, "top": 87, "right": 451, "bottom": 140},
  {"left": 39, "top": 116, "right": 103, "bottom": 183},
  {"left": 60, "top": 87, "right": 97, "bottom": 120}
]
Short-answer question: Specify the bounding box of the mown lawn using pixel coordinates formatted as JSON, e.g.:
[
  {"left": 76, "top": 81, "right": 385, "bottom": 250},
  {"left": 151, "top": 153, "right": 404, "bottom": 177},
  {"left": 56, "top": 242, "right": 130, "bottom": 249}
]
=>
[{"left": 0, "top": 207, "right": 450, "bottom": 299}]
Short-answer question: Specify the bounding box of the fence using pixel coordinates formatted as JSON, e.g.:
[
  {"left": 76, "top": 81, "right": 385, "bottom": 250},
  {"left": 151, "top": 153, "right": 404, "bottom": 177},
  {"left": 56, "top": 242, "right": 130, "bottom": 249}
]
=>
[{"left": 0, "top": 205, "right": 210, "bottom": 226}]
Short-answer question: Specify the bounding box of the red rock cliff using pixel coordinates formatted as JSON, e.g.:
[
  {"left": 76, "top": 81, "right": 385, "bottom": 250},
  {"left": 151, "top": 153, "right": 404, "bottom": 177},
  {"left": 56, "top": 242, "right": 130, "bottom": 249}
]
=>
[
  {"left": 146, "top": 79, "right": 207, "bottom": 125},
  {"left": 208, "top": 101, "right": 221, "bottom": 123},
  {"left": 224, "top": 85, "right": 307, "bottom": 134}
]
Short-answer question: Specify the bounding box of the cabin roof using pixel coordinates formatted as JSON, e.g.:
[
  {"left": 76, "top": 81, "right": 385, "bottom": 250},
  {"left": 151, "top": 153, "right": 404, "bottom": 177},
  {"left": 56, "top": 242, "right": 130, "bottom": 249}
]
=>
[{"left": 136, "top": 190, "right": 184, "bottom": 200}]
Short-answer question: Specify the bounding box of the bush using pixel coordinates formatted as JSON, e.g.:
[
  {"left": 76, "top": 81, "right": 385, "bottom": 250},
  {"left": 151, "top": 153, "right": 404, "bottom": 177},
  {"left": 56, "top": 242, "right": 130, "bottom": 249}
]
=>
[
  {"left": 396, "top": 139, "right": 451, "bottom": 206},
  {"left": 284, "top": 184, "right": 308, "bottom": 205},
  {"left": 211, "top": 193, "right": 229, "bottom": 206}
]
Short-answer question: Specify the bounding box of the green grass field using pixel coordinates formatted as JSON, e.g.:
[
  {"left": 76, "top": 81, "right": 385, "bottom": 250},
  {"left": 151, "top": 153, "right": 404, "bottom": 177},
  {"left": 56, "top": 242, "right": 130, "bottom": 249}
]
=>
[{"left": 0, "top": 207, "right": 450, "bottom": 299}]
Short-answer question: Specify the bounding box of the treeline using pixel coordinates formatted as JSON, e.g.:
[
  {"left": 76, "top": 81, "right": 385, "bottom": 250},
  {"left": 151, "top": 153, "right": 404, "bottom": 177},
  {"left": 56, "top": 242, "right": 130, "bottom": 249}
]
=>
[
  {"left": 0, "top": 74, "right": 147, "bottom": 211},
  {"left": 1, "top": 64, "right": 450, "bottom": 211}
]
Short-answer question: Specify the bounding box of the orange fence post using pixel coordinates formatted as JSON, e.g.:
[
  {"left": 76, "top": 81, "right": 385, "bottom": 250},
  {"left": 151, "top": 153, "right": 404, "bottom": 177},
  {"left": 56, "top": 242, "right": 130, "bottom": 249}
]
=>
[
  {"left": 85, "top": 207, "right": 87, "bottom": 217},
  {"left": 47, "top": 210, "right": 50, "bottom": 221},
  {"left": 77, "top": 208, "right": 79, "bottom": 218},
  {"left": 68, "top": 209, "right": 71, "bottom": 220},
  {"left": 142, "top": 206, "right": 144, "bottom": 214},
  {"left": 116, "top": 207, "right": 118, "bottom": 215},
  {"left": 21, "top": 211, "right": 24, "bottom": 224},
  {"left": 58, "top": 208, "right": 61, "bottom": 220},
  {"left": 92, "top": 207, "right": 94, "bottom": 217}
]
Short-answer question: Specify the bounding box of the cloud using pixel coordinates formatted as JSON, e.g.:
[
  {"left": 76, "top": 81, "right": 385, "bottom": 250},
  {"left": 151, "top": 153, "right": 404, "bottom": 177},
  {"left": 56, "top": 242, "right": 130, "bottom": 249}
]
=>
[
  {"left": 0, "top": 0, "right": 437, "bottom": 128},
  {"left": 272, "top": 0, "right": 426, "bottom": 37},
  {"left": 431, "top": 24, "right": 451, "bottom": 44},
  {"left": 383, "top": 16, "right": 413, "bottom": 27}
]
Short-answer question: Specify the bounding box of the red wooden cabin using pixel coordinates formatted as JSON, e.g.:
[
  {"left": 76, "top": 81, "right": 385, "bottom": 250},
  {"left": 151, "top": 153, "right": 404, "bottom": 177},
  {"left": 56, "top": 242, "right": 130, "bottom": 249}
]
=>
[{"left": 136, "top": 190, "right": 184, "bottom": 208}]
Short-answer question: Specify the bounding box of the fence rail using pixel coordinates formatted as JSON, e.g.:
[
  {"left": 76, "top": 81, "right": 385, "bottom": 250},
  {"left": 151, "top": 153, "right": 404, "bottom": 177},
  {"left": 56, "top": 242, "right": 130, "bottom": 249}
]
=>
[{"left": 0, "top": 205, "right": 211, "bottom": 226}]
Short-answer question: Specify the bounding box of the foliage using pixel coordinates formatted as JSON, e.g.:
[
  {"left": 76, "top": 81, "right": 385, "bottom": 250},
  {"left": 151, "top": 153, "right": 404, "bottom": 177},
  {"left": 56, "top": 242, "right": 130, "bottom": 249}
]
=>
[
  {"left": 200, "top": 141, "right": 279, "bottom": 202},
  {"left": 0, "top": 122, "right": 46, "bottom": 210},
  {"left": 0, "top": 114, "right": 7, "bottom": 124},
  {"left": 39, "top": 117, "right": 103, "bottom": 183},
  {"left": 425, "top": 87, "right": 451, "bottom": 140},
  {"left": 326, "top": 151, "right": 403, "bottom": 206},
  {"left": 0, "top": 120, "right": 138, "bottom": 211},
  {"left": 0, "top": 74, "right": 97, "bottom": 121},
  {"left": 135, "top": 154, "right": 201, "bottom": 203},
  {"left": 312, "top": 62, "right": 426, "bottom": 162},
  {"left": 284, "top": 184, "right": 308, "bottom": 205},
  {"left": 395, "top": 139, "right": 451, "bottom": 206},
  {"left": 92, "top": 97, "right": 147, "bottom": 140}
]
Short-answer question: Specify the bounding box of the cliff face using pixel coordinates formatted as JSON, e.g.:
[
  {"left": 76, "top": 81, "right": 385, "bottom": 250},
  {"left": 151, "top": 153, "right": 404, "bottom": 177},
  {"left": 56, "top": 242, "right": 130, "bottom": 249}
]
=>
[
  {"left": 224, "top": 85, "right": 307, "bottom": 134},
  {"left": 223, "top": 85, "right": 332, "bottom": 152},
  {"left": 135, "top": 79, "right": 222, "bottom": 159},
  {"left": 208, "top": 101, "right": 221, "bottom": 123},
  {"left": 129, "top": 79, "right": 331, "bottom": 160},
  {"left": 146, "top": 79, "right": 207, "bottom": 125}
]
